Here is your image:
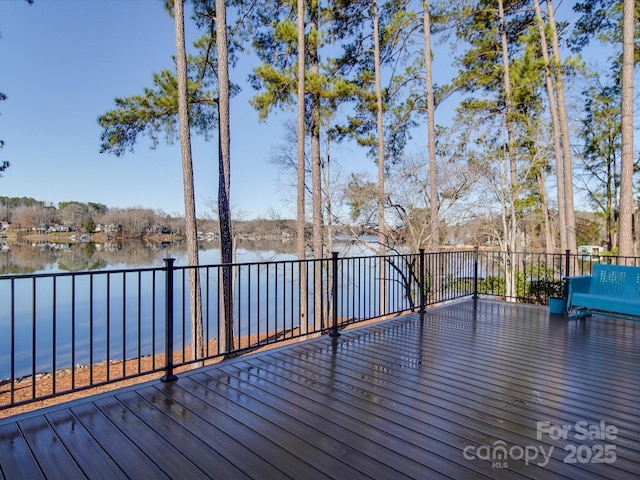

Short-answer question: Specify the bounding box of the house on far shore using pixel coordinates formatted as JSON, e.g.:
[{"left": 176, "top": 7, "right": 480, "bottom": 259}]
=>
[
  {"left": 147, "top": 225, "right": 172, "bottom": 235},
  {"left": 95, "top": 223, "right": 122, "bottom": 234},
  {"left": 48, "top": 224, "right": 74, "bottom": 233}
]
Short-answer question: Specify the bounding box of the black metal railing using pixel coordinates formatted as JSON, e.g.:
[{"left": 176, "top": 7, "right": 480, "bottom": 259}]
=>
[
  {"left": 473, "top": 249, "right": 640, "bottom": 303},
  {"left": 1, "top": 248, "right": 635, "bottom": 410}
]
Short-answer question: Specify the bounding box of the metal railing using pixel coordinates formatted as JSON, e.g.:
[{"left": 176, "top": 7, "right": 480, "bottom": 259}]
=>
[
  {"left": 0, "top": 248, "right": 633, "bottom": 410},
  {"left": 473, "top": 249, "right": 640, "bottom": 303}
]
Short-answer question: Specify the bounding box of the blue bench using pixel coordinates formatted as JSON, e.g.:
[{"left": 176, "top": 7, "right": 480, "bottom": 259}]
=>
[{"left": 566, "top": 264, "right": 640, "bottom": 319}]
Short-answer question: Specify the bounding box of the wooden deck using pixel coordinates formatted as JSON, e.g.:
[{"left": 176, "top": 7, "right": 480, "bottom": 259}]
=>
[{"left": 1, "top": 298, "right": 639, "bottom": 479}]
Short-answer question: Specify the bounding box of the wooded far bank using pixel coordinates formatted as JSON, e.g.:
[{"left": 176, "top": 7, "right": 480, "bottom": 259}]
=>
[{"left": 0, "top": 195, "right": 614, "bottom": 253}]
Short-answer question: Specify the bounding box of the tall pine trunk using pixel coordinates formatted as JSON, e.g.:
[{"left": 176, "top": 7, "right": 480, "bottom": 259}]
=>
[
  {"left": 536, "top": 168, "right": 554, "bottom": 252},
  {"left": 310, "top": 1, "right": 324, "bottom": 330},
  {"left": 373, "top": 1, "right": 387, "bottom": 315},
  {"left": 619, "top": 0, "right": 635, "bottom": 256},
  {"left": 216, "top": 0, "right": 235, "bottom": 351},
  {"left": 533, "top": 0, "right": 565, "bottom": 253},
  {"left": 546, "top": 0, "right": 577, "bottom": 254},
  {"left": 297, "top": 0, "right": 308, "bottom": 333},
  {"left": 423, "top": 1, "right": 439, "bottom": 252},
  {"left": 174, "top": 0, "right": 204, "bottom": 360},
  {"left": 498, "top": 0, "right": 517, "bottom": 299}
]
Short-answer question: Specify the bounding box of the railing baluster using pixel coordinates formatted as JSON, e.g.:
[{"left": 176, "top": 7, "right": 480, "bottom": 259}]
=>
[
  {"left": 266, "top": 263, "right": 270, "bottom": 341},
  {"left": 152, "top": 270, "right": 156, "bottom": 371},
  {"left": 71, "top": 275, "right": 76, "bottom": 390},
  {"left": 89, "top": 273, "right": 94, "bottom": 386},
  {"left": 205, "top": 266, "right": 210, "bottom": 357},
  {"left": 31, "top": 277, "right": 36, "bottom": 400},
  {"left": 257, "top": 264, "right": 262, "bottom": 345},
  {"left": 473, "top": 246, "right": 479, "bottom": 300},
  {"left": 137, "top": 271, "right": 142, "bottom": 374},
  {"left": 122, "top": 273, "right": 126, "bottom": 379},
  {"left": 52, "top": 276, "right": 57, "bottom": 395},
  {"left": 106, "top": 273, "right": 111, "bottom": 382},
  {"left": 419, "top": 249, "right": 425, "bottom": 321},
  {"left": 162, "top": 258, "right": 177, "bottom": 382},
  {"left": 181, "top": 268, "right": 186, "bottom": 364},
  {"left": 10, "top": 278, "right": 15, "bottom": 405},
  {"left": 330, "top": 252, "right": 340, "bottom": 337}
]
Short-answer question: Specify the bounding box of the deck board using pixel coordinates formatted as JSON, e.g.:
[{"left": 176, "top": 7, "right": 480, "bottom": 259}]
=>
[
  {"left": 69, "top": 402, "right": 170, "bottom": 479},
  {"left": 18, "top": 415, "right": 89, "bottom": 480},
  {"left": 45, "top": 408, "right": 127, "bottom": 480},
  {"left": 0, "top": 422, "right": 45, "bottom": 480},
  {"left": 113, "top": 390, "right": 251, "bottom": 480},
  {"left": 1, "top": 298, "right": 639, "bottom": 479}
]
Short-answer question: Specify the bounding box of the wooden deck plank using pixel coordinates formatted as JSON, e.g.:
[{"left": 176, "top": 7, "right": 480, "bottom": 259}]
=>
[
  {"left": 337, "top": 323, "right": 640, "bottom": 443},
  {"left": 1, "top": 299, "right": 639, "bottom": 479},
  {"left": 212, "top": 360, "right": 503, "bottom": 479},
  {"left": 92, "top": 396, "right": 211, "bottom": 479},
  {"left": 198, "top": 365, "right": 458, "bottom": 479},
  {"left": 69, "top": 402, "right": 170, "bottom": 480},
  {"left": 135, "top": 383, "right": 317, "bottom": 480},
  {"left": 375, "top": 319, "right": 640, "bottom": 442},
  {"left": 113, "top": 389, "right": 252, "bottom": 480},
  {"left": 0, "top": 422, "right": 46, "bottom": 480},
  {"left": 45, "top": 408, "right": 127, "bottom": 480},
  {"left": 155, "top": 379, "right": 362, "bottom": 480},
  {"left": 15, "top": 415, "right": 86, "bottom": 480},
  {"left": 249, "top": 343, "right": 578, "bottom": 479},
  {"left": 312, "top": 323, "right": 636, "bottom": 479},
  {"left": 185, "top": 371, "right": 447, "bottom": 480}
]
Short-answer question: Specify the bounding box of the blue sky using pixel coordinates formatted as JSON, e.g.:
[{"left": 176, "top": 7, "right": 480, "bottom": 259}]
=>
[
  {"left": 0, "top": 0, "right": 307, "bottom": 219},
  {"left": 0, "top": 0, "right": 614, "bottom": 220}
]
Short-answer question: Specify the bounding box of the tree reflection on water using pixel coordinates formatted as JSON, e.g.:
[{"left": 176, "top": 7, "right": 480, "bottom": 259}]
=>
[{"left": 0, "top": 238, "right": 301, "bottom": 275}]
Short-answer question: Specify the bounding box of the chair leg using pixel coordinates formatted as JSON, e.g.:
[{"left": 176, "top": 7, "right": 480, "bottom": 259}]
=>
[
  {"left": 566, "top": 308, "right": 590, "bottom": 320},
  {"left": 575, "top": 308, "right": 592, "bottom": 319}
]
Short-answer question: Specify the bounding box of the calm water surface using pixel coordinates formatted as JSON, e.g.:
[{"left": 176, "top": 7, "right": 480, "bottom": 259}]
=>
[{"left": 0, "top": 239, "right": 385, "bottom": 379}]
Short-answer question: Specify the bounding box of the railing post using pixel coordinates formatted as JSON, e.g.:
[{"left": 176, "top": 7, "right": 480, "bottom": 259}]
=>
[
  {"left": 329, "top": 252, "right": 341, "bottom": 337},
  {"left": 162, "top": 258, "right": 177, "bottom": 382},
  {"left": 419, "top": 249, "right": 425, "bottom": 321},
  {"left": 473, "top": 246, "right": 479, "bottom": 300},
  {"left": 564, "top": 249, "right": 570, "bottom": 278}
]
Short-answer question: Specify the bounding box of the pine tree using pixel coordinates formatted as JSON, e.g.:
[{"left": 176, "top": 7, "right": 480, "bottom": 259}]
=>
[
  {"left": 619, "top": 0, "right": 635, "bottom": 256},
  {"left": 250, "top": 0, "right": 356, "bottom": 327},
  {"left": 579, "top": 78, "right": 621, "bottom": 250},
  {"left": 98, "top": 0, "right": 241, "bottom": 358},
  {"left": 571, "top": 0, "right": 640, "bottom": 255},
  {"left": 174, "top": 0, "right": 204, "bottom": 360}
]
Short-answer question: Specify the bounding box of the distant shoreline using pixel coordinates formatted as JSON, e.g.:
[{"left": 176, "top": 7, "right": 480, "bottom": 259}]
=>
[{"left": 1, "top": 231, "right": 184, "bottom": 244}]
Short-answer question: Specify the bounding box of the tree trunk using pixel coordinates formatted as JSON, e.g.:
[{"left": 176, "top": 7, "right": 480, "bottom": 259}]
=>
[
  {"left": 310, "top": 2, "right": 324, "bottom": 330},
  {"left": 324, "top": 137, "right": 334, "bottom": 326},
  {"left": 216, "top": 0, "right": 235, "bottom": 352},
  {"left": 619, "top": 0, "right": 635, "bottom": 256},
  {"left": 536, "top": 167, "right": 554, "bottom": 252},
  {"left": 498, "top": 0, "right": 517, "bottom": 297},
  {"left": 296, "top": 0, "right": 308, "bottom": 333},
  {"left": 546, "top": 0, "right": 577, "bottom": 254},
  {"left": 423, "top": 1, "right": 439, "bottom": 252},
  {"left": 533, "top": 0, "right": 565, "bottom": 253},
  {"left": 373, "top": 1, "right": 387, "bottom": 315},
  {"left": 174, "top": 0, "right": 204, "bottom": 360}
]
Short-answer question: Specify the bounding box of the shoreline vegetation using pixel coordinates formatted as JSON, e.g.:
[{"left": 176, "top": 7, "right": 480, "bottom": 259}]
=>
[{"left": 1, "top": 230, "right": 186, "bottom": 244}]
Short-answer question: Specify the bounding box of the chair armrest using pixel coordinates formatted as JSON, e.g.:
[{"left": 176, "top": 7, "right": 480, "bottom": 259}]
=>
[{"left": 565, "top": 275, "right": 592, "bottom": 310}]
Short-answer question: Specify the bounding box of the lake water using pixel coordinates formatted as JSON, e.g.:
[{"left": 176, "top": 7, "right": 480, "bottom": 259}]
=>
[
  {"left": 0, "top": 238, "right": 306, "bottom": 275},
  {"left": 1, "top": 238, "right": 411, "bottom": 379}
]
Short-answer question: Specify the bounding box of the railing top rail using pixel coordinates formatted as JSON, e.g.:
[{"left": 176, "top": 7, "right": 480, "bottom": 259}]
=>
[
  {"left": 0, "top": 264, "right": 165, "bottom": 281},
  {"left": 0, "top": 249, "right": 486, "bottom": 281}
]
